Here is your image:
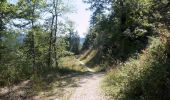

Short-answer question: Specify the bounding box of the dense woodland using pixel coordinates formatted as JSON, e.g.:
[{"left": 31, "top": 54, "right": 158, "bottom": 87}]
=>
[{"left": 1, "top": 0, "right": 170, "bottom": 100}]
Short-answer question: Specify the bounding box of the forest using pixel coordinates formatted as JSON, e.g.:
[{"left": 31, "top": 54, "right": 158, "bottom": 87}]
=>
[{"left": 0, "top": 0, "right": 170, "bottom": 100}]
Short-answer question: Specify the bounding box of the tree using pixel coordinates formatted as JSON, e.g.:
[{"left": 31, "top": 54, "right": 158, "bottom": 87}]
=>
[
  {"left": 16, "top": 0, "right": 45, "bottom": 74},
  {"left": 68, "top": 31, "right": 80, "bottom": 54},
  {"left": 84, "top": 0, "right": 111, "bottom": 27},
  {"left": 46, "top": 0, "right": 72, "bottom": 68},
  {"left": 83, "top": 0, "right": 157, "bottom": 61},
  {"left": 82, "top": 30, "right": 96, "bottom": 51},
  {"left": 0, "top": 0, "right": 17, "bottom": 69}
]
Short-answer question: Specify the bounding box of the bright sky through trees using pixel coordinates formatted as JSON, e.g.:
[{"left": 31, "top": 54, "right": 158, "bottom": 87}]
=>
[
  {"left": 67, "top": 0, "right": 91, "bottom": 38},
  {"left": 9, "top": 0, "right": 91, "bottom": 38}
]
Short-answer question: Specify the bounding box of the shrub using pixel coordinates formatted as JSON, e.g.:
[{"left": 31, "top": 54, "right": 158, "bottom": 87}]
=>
[{"left": 103, "top": 37, "right": 170, "bottom": 100}]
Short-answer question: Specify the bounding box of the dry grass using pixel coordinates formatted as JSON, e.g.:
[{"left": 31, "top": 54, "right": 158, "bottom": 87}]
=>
[
  {"left": 0, "top": 56, "right": 88, "bottom": 100},
  {"left": 59, "top": 56, "right": 87, "bottom": 72},
  {"left": 79, "top": 49, "right": 98, "bottom": 63}
]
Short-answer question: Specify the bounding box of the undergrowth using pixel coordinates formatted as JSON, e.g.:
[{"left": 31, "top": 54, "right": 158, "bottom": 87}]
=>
[
  {"left": 0, "top": 55, "right": 86, "bottom": 99},
  {"left": 103, "top": 35, "right": 170, "bottom": 100}
]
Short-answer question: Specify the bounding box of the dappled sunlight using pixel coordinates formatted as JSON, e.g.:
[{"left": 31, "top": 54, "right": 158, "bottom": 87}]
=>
[
  {"left": 59, "top": 56, "right": 88, "bottom": 72},
  {"left": 1, "top": 0, "right": 170, "bottom": 99},
  {"left": 79, "top": 49, "right": 98, "bottom": 65},
  {"left": 0, "top": 80, "right": 32, "bottom": 100},
  {"left": 79, "top": 48, "right": 94, "bottom": 60}
]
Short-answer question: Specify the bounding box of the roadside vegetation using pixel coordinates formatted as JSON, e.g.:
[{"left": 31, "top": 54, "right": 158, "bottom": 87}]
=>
[
  {"left": 0, "top": 0, "right": 83, "bottom": 99},
  {"left": 59, "top": 56, "right": 87, "bottom": 73},
  {"left": 103, "top": 37, "right": 170, "bottom": 99},
  {"left": 1, "top": 0, "right": 170, "bottom": 100},
  {"left": 83, "top": 0, "right": 170, "bottom": 99}
]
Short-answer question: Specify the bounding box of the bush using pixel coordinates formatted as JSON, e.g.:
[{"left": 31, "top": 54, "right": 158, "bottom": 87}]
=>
[{"left": 103, "top": 37, "right": 170, "bottom": 100}]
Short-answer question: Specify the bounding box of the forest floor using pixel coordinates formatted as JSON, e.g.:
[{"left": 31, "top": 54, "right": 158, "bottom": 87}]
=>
[{"left": 0, "top": 57, "right": 106, "bottom": 100}]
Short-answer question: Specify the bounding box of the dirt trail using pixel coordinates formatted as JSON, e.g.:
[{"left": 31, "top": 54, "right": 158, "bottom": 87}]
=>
[
  {"left": 69, "top": 72, "right": 105, "bottom": 100},
  {"left": 0, "top": 60, "right": 106, "bottom": 100},
  {"left": 77, "top": 60, "right": 95, "bottom": 72},
  {"left": 69, "top": 60, "right": 105, "bottom": 100}
]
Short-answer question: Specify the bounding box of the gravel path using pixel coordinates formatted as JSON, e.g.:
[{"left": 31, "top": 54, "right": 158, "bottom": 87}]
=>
[
  {"left": 69, "top": 60, "right": 105, "bottom": 100},
  {"left": 0, "top": 59, "right": 106, "bottom": 100},
  {"left": 69, "top": 72, "right": 105, "bottom": 100}
]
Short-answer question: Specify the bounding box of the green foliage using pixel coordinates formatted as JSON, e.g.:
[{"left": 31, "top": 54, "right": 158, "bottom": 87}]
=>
[
  {"left": 67, "top": 31, "right": 80, "bottom": 54},
  {"left": 0, "top": 31, "right": 32, "bottom": 86},
  {"left": 1, "top": 0, "right": 170, "bottom": 99},
  {"left": 59, "top": 56, "right": 87, "bottom": 73},
  {"left": 0, "top": 0, "right": 77, "bottom": 87},
  {"left": 82, "top": 30, "right": 97, "bottom": 51},
  {"left": 83, "top": 0, "right": 170, "bottom": 99},
  {"left": 56, "top": 37, "right": 71, "bottom": 57},
  {"left": 103, "top": 36, "right": 170, "bottom": 100},
  {"left": 83, "top": 0, "right": 169, "bottom": 62}
]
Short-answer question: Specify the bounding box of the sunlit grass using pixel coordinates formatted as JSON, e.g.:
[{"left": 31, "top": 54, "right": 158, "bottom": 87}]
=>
[
  {"left": 79, "top": 49, "right": 98, "bottom": 63},
  {"left": 59, "top": 56, "right": 87, "bottom": 72}
]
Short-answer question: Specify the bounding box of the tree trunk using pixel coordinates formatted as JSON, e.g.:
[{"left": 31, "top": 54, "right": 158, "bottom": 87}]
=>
[
  {"left": 30, "top": 1, "right": 36, "bottom": 74},
  {"left": 120, "top": 0, "right": 126, "bottom": 32},
  {"left": 53, "top": 0, "right": 59, "bottom": 68},
  {"left": 0, "top": 13, "right": 4, "bottom": 66},
  {"left": 48, "top": 15, "right": 55, "bottom": 67}
]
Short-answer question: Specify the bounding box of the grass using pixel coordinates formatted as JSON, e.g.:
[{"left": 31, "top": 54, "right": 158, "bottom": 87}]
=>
[
  {"left": 80, "top": 48, "right": 113, "bottom": 72},
  {"left": 102, "top": 37, "right": 170, "bottom": 100},
  {"left": 0, "top": 55, "right": 87, "bottom": 99},
  {"left": 59, "top": 56, "right": 87, "bottom": 73},
  {"left": 79, "top": 49, "right": 98, "bottom": 64},
  {"left": 33, "top": 56, "right": 88, "bottom": 97}
]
